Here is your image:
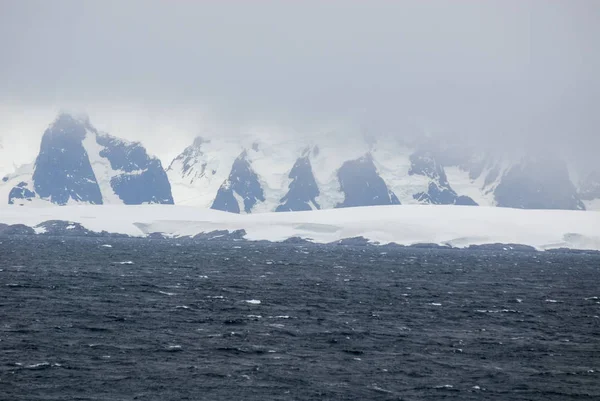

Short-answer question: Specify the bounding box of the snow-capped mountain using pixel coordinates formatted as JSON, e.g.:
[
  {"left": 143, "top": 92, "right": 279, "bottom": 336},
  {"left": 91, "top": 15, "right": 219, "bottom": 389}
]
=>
[
  {"left": 167, "top": 131, "right": 595, "bottom": 213},
  {"left": 0, "top": 114, "right": 173, "bottom": 206},
  {"left": 2, "top": 114, "right": 597, "bottom": 212}
]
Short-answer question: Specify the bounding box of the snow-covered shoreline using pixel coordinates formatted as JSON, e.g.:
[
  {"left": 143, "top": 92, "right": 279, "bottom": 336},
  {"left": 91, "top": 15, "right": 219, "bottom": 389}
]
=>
[{"left": 1, "top": 204, "right": 599, "bottom": 251}]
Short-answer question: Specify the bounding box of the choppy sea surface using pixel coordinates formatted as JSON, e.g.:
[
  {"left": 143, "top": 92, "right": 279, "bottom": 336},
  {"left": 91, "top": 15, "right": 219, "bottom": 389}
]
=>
[{"left": 1, "top": 236, "right": 599, "bottom": 400}]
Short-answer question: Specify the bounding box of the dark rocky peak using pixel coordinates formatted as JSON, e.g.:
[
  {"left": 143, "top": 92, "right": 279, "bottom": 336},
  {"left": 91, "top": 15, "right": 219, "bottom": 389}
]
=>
[
  {"left": 32, "top": 113, "right": 102, "bottom": 205},
  {"left": 494, "top": 156, "right": 585, "bottom": 210},
  {"left": 211, "top": 151, "right": 265, "bottom": 213},
  {"left": 276, "top": 154, "right": 320, "bottom": 212},
  {"left": 42, "top": 113, "right": 90, "bottom": 142},
  {"left": 12, "top": 113, "right": 173, "bottom": 206},
  {"left": 336, "top": 153, "right": 400, "bottom": 208}
]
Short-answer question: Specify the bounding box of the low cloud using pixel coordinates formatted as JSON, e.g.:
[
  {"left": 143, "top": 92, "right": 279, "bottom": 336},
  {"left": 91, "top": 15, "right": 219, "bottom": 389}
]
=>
[{"left": 0, "top": 0, "right": 598, "bottom": 167}]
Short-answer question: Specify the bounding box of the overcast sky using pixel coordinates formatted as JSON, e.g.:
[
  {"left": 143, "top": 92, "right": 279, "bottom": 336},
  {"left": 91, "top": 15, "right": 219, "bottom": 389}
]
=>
[{"left": 0, "top": 0, "right": 598, "bottom": 166}]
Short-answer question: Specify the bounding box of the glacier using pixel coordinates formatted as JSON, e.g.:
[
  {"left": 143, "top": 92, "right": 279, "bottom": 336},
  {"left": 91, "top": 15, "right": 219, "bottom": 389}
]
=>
[{"left": 1, "top": 204, "right": 599, "bottom": 251}]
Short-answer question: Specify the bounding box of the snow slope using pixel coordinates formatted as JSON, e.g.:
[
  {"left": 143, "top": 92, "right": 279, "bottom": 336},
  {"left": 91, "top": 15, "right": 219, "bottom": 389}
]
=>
[{"left": 1, "top": 204, "right": 599, "bottom": 251}]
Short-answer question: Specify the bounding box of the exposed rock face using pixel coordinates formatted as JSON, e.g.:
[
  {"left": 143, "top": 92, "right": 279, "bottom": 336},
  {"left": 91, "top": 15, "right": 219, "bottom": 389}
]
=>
[
  {"left": 5, "top": 115, "right": 593, "bottom": 211},
  {"left": 4, "top": 113, "right": 173, "bottom": 206},
  {"left": 336, "top": 154, "right": 400, "bottom": 208},
  {"left": 32, "top": 114, "right": 103, "bottom": 205},
  {"left": 97, "top": 134, "right": 173, "bottom": 205},
  {"left": 212, "top": 151, "right": 265, "bottom": 213},
  {"left": 276, "top": 155, "right": 320, "bottom": 212},
  {"left": 494, "top": 158, "right": 585, "bottom": 210},
  {"left": 8, "top": 182, "right": 36, "bottom": 205},
  {"left": 409, "top": 149, "right": 478, "bottom": 206}
]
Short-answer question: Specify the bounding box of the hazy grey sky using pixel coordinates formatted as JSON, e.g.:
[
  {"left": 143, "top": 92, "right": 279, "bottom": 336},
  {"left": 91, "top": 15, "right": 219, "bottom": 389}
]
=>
[{"left": 0, "top": 0, "right": 598, "bottom": 164}]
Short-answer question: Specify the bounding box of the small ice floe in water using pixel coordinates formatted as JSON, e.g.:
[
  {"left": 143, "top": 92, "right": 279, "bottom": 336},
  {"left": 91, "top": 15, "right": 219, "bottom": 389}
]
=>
[
  {"left": 198, "top": 275, "right": 209, "bottom": 279},
  {"left": 207, "top": 295, "right": 224, "bottom": 299},
  {"left": 116, "top": 261, "right": 134, "bottom": 265},
  {"left": 166, "top": 345, "right": 182, "bottom": 351},
  {"left": 584, "top": 296, "right": 598, "bottom": 300},
  {"left": 175, "top": 305, "right": 190, "bottom": 309},
  {"left": 246, "top": 315, "right": 262, "bottom": 319},
  {"left": 245, "top": 300, "right": 261, "bottom": 305},
  {"left": 516, "top": 298, "right": 523, "bottom": 303},
  {"left": 101, "top": 244, "right": 112, "bottom": 248},
  {"left": 25, "top": 362, "right": 51, "bottom": 370},
  {"left": 430, "top": 303, "right": 442, "bottom": 306},
  {"left": 545, "top": 299, "right": 560, "bottom": 303},
  {"left": 158, "top": 291, "right": 176, "bottom": 296},
  {"left": 274, "top": 316, "right": 290, "bottom": 319},
  {"left": 434, "top": 385, "right": 454, "bottom": 389},
  {"left": 472, "top": 385, "right": 481, "bottom": 390},
  {"left": 370, "top": 385, "right": 393, "bottom": 394}
]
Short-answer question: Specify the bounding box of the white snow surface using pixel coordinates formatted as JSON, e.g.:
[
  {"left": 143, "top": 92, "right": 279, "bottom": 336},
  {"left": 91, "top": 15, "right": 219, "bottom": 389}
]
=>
[
  {"left": 444, "top": 166, "right": 497, "bottom": 207},
  {"left": 583, "top": 199, "right": 600, "bottom": 212},
  {"left": 1, "top": 204, "right": 599, "bottom": 251},
  {"left": 82, "top": 132, "right": 124, "bottom": 205}
]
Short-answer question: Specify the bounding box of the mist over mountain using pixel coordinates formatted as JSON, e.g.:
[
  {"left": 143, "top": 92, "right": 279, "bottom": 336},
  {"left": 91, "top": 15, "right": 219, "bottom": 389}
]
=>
[
  {"left": 0, "top": 113, "right": 596, "bottom": 212},
  {"left": 1, "top": 114, "right": 173, "bottom": 206},
  {"left": 1, "top": 1, "right": 599, "bottom": 166},
  {"left": 0, "top": 1, "right": 598, "bottom": 211}
]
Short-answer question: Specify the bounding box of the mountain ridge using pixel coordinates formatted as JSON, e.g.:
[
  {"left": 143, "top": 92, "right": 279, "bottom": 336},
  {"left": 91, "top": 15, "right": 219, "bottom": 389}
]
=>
[
  {"left": 1, "top": 113, "right": 597, "bottom": 212},
  {"left": 1, "top": 114, "right": 173, "bottom": 206}
]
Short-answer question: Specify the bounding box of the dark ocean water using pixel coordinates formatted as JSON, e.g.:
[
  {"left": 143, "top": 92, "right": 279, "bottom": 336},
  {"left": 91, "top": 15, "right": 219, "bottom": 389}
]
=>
[{"left": 1, "top": 236, "right": 599, "bottom": 400}]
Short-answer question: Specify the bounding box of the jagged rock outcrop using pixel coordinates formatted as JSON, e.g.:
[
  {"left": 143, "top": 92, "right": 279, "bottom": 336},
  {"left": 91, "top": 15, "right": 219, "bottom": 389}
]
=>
[
  {"left": 4, "top": 113, "right": 173, "bottom": 206},
  {"left": 494, "top": 158, "right": 585, "bottom": 210},
  {"left": 97, "top": 134, "right": 173, "bottom": 204},
  {"left": 32, "top": 114, "right": 103, "bottom": 205},
  {"left": 276, "top": 153, "right": 320, "bottom": 212},
  {"left": 409, "top": 149, "right": 478, "bottom": 206},
  {"left": 336, "top": 154, "right": 400, "bottom": 208},
  {"left": 211, "top": 151, "right": 265, "bottom": 213}
]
